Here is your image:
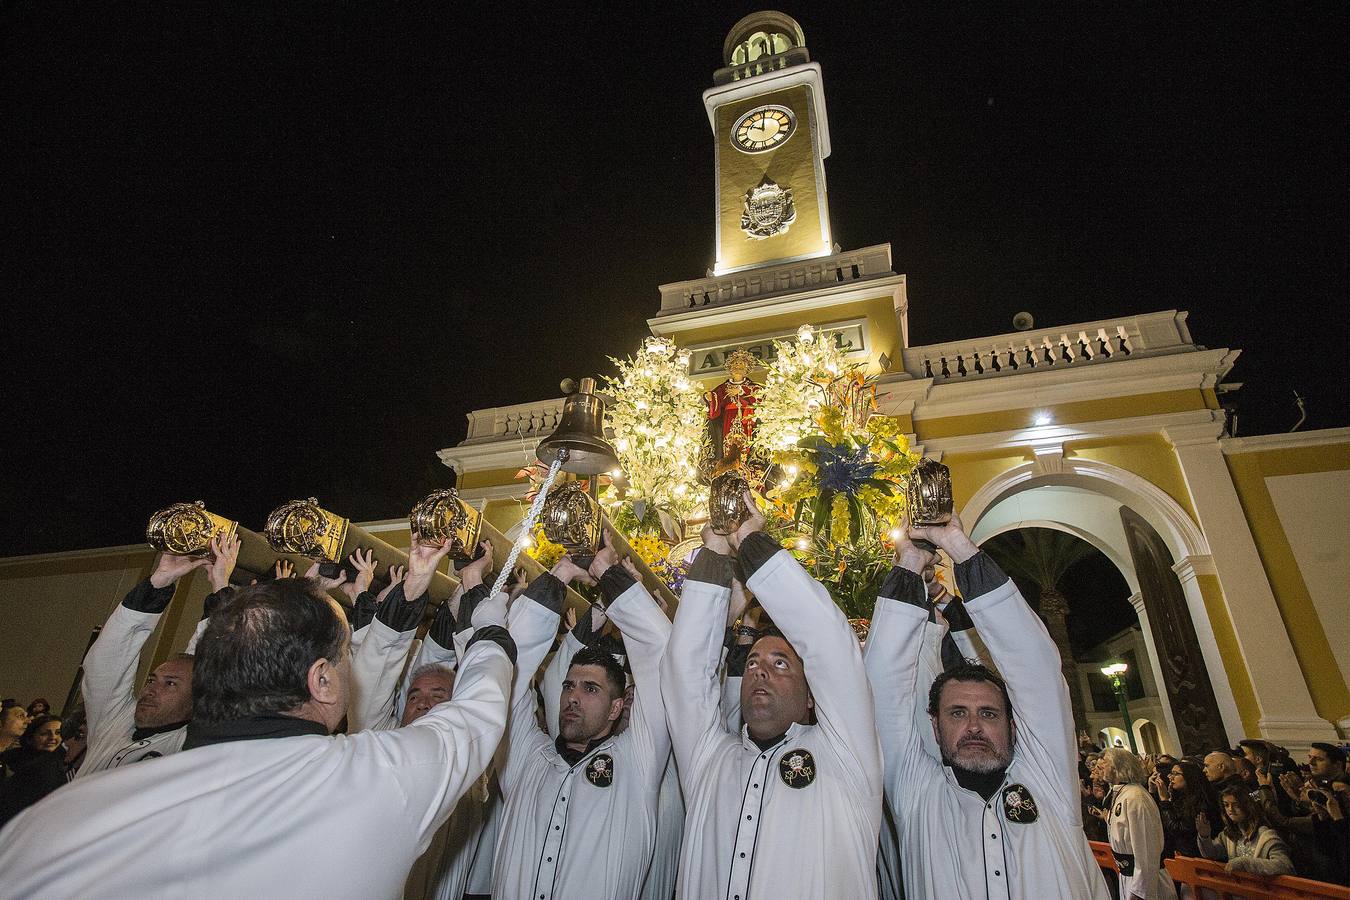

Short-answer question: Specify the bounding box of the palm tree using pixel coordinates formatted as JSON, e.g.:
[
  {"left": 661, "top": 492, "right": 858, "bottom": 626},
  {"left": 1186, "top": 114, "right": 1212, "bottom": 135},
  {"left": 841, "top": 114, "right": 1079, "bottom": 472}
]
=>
[{"left": 982, "top": 528, "right": 1094, "bottom": 733}]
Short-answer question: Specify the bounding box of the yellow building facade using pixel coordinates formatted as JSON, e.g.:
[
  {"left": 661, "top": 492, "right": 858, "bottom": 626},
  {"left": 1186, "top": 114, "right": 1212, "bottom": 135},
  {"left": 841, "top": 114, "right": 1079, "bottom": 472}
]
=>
[{"left": 1, "top": 13, "right": 1345, "bottom": 754}]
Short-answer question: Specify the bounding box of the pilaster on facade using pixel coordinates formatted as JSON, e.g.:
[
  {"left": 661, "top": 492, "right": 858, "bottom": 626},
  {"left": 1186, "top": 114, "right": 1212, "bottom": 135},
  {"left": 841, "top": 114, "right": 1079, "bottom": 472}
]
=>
[
  {"left": 1125, "top": 592, "right": 1184, "bottom": 756},
  {"left": 1166, "top": 431, "right": 1337, "bottom": 744}
]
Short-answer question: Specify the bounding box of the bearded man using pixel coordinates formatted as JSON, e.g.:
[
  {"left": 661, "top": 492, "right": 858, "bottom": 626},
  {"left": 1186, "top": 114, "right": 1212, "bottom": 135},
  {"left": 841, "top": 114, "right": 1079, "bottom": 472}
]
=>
[{"left": 864, "top": 514, "right": 1109, "bottom": 899}]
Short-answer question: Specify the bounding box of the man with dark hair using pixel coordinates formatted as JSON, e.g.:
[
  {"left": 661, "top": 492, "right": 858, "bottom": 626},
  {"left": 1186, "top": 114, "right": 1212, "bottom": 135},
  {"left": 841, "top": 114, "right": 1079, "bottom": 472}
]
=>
[
  {"left": 662, "top": 494, "right": 882, "bottom": 899},
  {"left": 0, "top": 534, "right": 515, "bottom": 898},
  {"left": 76, "top": 533, "right": 240, "bottom": 777},
  {"left": 864, "top": 514, "right": 1109, "bottom": 899},
  {"left": 492, "top": 535, "right": 672, "bottom": 900},
  {"left": 1310, "top": 742, "right": 1347, "bottom": 781}
]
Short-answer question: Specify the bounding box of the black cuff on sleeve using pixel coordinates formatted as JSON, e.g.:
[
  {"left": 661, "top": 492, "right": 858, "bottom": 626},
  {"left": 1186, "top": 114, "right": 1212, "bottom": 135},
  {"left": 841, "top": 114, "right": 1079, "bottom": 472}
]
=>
[
  {"left": 572, "top": 606, "right": 600, "bottom": 647},
  {"left": 687, "top": 547, "right": 735, "bottom": 588},
  {"left": 940, "top": 633, "right": 969, "bottom": 672},
  {"left": 201, "top": 586, "right": 235, "bottom": 620},
  {"left": 427, "top": 599, "right": 458, "bottom": 648},
  {"left": 726, "top": 641, "right": 751, "bottom": 678},
  {"left": 455, "top": 584, "right": 490, "bottom": 628},
  {"left": 523, "top": 572, "right": 566, "bottom": 616},
  {"left": 375, "top": 582, "right": 430, "bottom": 633},
  {"left": 350, "top": 591, "right": 378, "bottom": 632},
  {"left": 596, "top": 633, "right": 625, "bottom": 659},
  {"left": 878, "top": 566, "right": 930, "bottom": 610},
  {"left": 466, "top": 624, "right": 517, "bottom": 666},
  {"left": 737, "top": 531, "right": 781, "bottom": 581},
  {"left": 942, "top": 597, "right": 975, "bottom": 632},
  {"left": 123, "top": 580, "right": 176, "bottom": 614},
  {"left": 598, "top": 565, "right": 638, "bottom": 607},
  {"left": 954, "top": 552, "right": 1011, "bottom": 603}
]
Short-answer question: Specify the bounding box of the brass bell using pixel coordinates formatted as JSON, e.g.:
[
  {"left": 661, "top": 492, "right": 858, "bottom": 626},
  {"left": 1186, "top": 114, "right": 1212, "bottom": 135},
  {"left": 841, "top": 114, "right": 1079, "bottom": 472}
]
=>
[
  {"left": 708, "top": 470, "right": 753, "bottom": 536},
  {"left": 906, "top": 458, "right": 953, "bottom": 527},
  {"left": 409, "top": 488, "right": 482, "bottom": 561},
  {"left": 536, "top": 377, "right": 620, "bottom": 476},
  {"left": 540, "top": 481, "right": 603, "bottom": 556},
  {"left": 264, "top": 497, "right": 350, "bottom": 563},
  {"left": 146, "top": 501, "right": 237, "bottom": 557}
]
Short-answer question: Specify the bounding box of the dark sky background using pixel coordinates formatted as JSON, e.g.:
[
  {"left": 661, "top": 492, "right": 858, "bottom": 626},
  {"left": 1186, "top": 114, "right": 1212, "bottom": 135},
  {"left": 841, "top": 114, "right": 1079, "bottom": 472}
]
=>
[{"left": 3, "top": 2, "right": 1346, "bottom": 557}]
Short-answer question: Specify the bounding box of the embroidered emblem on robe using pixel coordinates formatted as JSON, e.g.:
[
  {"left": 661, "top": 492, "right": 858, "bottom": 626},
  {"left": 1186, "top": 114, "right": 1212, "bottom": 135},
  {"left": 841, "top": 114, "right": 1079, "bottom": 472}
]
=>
[
  {"left": 1002, "top": 783, "right": 1039, "bottom": 823},
  {"left": 1113, "top": 802, "right": 1123, "bottom": 817},
  {"left": 586, "top": 753, "right": 613, "bottom": 787},
  {"left": 779, "top": 748, "right": 816, "bottom": 788}
]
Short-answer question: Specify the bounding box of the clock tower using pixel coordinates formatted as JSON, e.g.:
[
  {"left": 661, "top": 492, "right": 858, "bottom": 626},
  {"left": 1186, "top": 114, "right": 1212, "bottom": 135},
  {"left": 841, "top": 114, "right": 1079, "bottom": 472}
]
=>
[{"left": 706, "top": 12, "right": 833, "bottom": 275}]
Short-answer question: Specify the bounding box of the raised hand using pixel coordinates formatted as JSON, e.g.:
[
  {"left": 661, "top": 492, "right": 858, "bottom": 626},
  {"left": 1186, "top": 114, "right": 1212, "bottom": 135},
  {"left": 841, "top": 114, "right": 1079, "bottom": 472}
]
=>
[
  {"left": 728, "top": 490, "right": 765, "bottom": 551},
  {"left": 206, "top": 532, "right": 242, "bottom": 592},
  {"left": 403, "top": 532, "right": 452, "bottom": 602},
  {"left": 700, "top": 523, "right": 732, "bottom": 557},
  {"left": 459, "top": 540, "right": 494, "bottom": 590},
  {"left": 1195, "top": 812, "right": 1212, "bottom": 839},
  {"left": 305, "top": 561, "right": 348, "bottom": 593},
  {"left": 892, "top": 520, "right": 937, "bottom": 577},
  {"left": 587, "top": 530, "right": 620, "bottom": 582},
  {"left": 339, "top": 548, "right": 378, "bottom": 601},
  {"left": 376, "top": 564, "right": 406, "bottom": 604},
  {"left": 908, "top": 511, "right": 980, "bottom": 565},
  {"left": 551, "top": 554, "right": 595, "bottom": 587},
  {"left": 274, "top": 559, "right": 295, "bottom": 580},
  {"left": 150, "top": 551, "right": 210, "bottom": 589}
]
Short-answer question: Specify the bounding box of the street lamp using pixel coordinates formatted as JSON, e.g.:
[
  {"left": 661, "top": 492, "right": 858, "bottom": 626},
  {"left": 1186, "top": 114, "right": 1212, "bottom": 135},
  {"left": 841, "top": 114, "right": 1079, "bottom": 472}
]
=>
[{"left": 1100, "top": 662, "right": 1137, "bottom": 753}]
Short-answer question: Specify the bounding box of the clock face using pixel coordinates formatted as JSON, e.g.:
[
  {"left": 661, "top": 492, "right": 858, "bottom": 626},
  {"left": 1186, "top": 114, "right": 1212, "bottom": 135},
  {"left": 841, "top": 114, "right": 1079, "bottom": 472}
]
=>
[{"left": 731, "top": 105, "right": 796, "bottom": 153}]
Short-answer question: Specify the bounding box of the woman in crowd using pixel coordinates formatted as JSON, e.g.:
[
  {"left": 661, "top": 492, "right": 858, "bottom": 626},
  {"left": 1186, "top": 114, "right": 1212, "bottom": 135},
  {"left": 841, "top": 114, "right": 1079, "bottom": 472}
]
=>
[
  {"left": 25, "top": 697, "right": 50, "bottom": 719},
  {"left": 0, "top": 714, "right": 69, "bottom": 828},
  {"left": 1150, "top": 758, "right": 1220, "bottom": 859},
  {"left": 1197, "top": 786, "right": 1296, "bottom": 875},
  {"left": 1099, "top": 747, "right": 1177, "bottom": 900}
]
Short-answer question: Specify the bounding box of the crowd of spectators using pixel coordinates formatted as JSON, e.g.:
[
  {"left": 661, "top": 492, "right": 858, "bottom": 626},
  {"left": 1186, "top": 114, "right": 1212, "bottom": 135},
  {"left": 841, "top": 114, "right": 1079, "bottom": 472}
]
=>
[{"left": 1079, "top": 734, "right": 1349, "bottom": 885}]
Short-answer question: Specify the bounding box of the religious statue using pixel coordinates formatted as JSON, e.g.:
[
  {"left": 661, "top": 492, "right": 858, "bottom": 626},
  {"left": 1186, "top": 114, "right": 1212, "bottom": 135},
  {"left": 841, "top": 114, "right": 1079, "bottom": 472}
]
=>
[{"left": 699, "top": 348, "right": 770, "bottom": 487}]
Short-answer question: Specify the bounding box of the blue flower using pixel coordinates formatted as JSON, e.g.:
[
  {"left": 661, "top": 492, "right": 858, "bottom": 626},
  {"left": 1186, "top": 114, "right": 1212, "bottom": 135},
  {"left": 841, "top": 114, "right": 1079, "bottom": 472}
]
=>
[{"left": 815, "top": 444, "right": 879, "bottom": 494}]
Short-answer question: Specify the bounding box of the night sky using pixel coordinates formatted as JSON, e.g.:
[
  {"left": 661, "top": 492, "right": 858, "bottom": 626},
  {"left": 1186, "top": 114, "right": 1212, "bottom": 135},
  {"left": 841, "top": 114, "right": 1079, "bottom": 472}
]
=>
[{"left": 4, "top": 3, "right": 1346, "bottom": 557}]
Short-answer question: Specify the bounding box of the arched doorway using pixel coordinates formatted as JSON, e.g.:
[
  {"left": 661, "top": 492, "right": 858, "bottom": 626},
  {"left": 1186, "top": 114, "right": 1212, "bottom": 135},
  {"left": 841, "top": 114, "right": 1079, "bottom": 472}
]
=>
[
  {"left": 981, "top": 526, "right": 1168, "bottom": 754},
  {"left": 964, "top": 457, "right": 1238, "bottom": 753},
  {"left": 1136, "top": 720, "right": 1162, "bottom": 756}
]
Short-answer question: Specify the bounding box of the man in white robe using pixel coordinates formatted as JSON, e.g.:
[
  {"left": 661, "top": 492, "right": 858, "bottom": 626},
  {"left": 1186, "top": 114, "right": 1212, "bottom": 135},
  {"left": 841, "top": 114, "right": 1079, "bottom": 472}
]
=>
[
  {"left": 661, "top": 494, "right": 883, "bottom": 900},
  {"left": 492, "top": 539, "right": 672, "bottom": 900},
  {"left": 864, "top": 515, "right": 1110, "bottom": 900},
  {"left": 77, "top": 533, "right": 240, "bottom": 777},
  {"left": 0, "top": 535, "right": 513, "bottom": 899}
]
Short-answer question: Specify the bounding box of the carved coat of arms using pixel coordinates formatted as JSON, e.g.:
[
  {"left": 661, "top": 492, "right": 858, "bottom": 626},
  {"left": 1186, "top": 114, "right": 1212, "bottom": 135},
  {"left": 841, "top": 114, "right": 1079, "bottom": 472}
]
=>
[{"left": 740, "top": 175, "right": 796, "bottom": 239}]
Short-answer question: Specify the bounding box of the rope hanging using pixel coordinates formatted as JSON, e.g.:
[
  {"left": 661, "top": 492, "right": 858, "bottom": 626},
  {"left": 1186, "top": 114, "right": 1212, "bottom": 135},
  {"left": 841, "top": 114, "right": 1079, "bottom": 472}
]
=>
[{"left": 489, "top": 452, "right": 566, "bottom": 597}]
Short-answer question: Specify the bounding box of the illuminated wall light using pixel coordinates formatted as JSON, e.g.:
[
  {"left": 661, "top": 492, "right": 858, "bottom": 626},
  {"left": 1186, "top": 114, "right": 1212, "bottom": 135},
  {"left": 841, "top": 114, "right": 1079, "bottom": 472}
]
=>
[{"left": 1034, "top": 413, "right": 1053, "bottom": 426}]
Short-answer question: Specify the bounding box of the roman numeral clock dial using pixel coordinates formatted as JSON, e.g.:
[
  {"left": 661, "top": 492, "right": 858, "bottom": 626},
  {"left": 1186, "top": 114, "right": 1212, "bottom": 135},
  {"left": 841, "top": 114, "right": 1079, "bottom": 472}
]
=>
[{"left": 731, "top": 105, "right": 796, "bottom": 153}]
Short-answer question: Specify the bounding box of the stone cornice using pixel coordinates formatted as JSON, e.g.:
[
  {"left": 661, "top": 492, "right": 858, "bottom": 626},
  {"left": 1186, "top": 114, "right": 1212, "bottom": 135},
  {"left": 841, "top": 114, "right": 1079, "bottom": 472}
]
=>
[{"left": 1221, "top": 426, "right": 1350, "bottom": 454}]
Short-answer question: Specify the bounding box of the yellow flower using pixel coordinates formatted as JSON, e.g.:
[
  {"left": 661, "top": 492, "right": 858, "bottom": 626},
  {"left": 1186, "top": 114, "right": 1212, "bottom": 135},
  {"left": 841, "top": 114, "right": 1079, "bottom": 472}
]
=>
[
  {"left": 830, "top": 494, "right": 850, "bottom": 543},
  {"left": 525, "top": 526, "right": 566, "bottom": 569},
  {"left": 629, "top": 532, "right": 668, "bottom": 568}
]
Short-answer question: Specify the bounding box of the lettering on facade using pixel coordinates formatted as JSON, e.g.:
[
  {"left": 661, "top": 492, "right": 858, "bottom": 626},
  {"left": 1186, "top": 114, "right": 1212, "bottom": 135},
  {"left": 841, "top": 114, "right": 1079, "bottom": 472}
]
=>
[{"left": 690, "top": 322, "right": 867, "bottom": 376}]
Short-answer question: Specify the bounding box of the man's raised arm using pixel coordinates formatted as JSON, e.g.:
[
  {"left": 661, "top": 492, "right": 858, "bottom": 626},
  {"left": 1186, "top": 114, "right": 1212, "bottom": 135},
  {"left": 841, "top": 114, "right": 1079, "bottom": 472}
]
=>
[
  {"left": 596, "top": 555, "right": 673, "bottom": 769},
  {"left": 82, "top": 549, "right": 209, "bottom": 735},
  {"left": 911, "top": 515, "right": 1079, "bottom": 805},
  {"left": 660, "top": 529, "right": 736, "bottom": 780},
  {"left": 731, "top": 494, "right": 882, "bottom": 796},
  {"left": 863, "top": 531, "right": 947, "bottom": 790},
  {"left": 498, "top": 557, "right": 591, "bottom": 790}
]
